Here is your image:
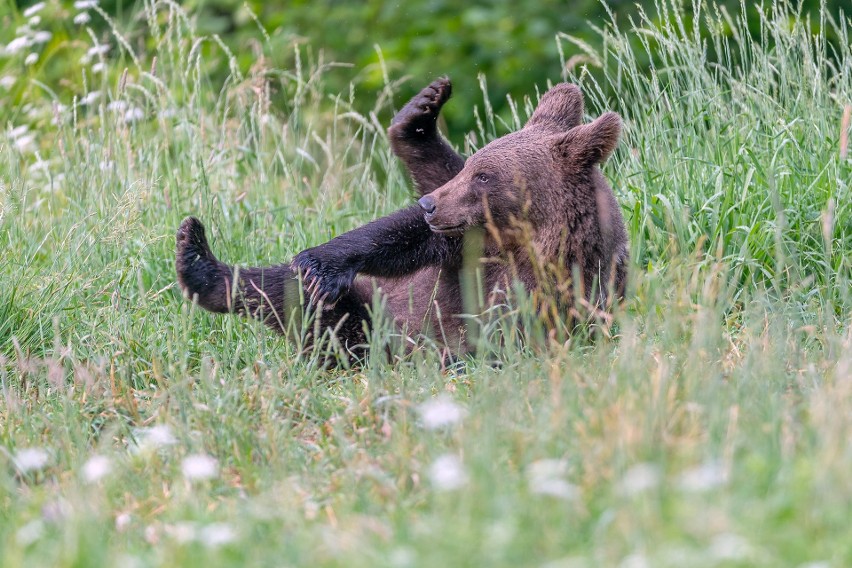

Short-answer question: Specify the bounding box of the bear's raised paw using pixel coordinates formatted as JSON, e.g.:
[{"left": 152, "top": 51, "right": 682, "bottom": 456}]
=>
[{"left": 389, "top": 77, "right": 452, "bottom": 138}]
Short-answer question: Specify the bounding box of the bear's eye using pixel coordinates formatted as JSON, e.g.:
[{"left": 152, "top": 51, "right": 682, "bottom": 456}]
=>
[{"left": 477, "top": 173, "right": 489, "bottom": 184}]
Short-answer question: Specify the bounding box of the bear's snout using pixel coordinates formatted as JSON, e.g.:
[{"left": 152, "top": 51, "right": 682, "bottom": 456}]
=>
[{"left": 418, "top": 195, "right": 437, "bottom": 215}]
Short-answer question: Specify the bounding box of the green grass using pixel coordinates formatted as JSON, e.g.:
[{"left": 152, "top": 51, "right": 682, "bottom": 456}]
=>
[{"left": 1, "top": 1, "right": 851, "bottom": 566}]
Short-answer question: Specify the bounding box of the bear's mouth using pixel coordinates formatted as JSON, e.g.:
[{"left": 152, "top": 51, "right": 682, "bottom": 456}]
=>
[{"left": 428, "top": 222, "right": 466, "bottom": 236}]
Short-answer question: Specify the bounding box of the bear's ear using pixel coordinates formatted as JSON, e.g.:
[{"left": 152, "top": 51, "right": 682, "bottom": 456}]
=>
[
  {"left": 552, "top": 112, "right": 621, "bottom": 169},
  {"left": 524, "top": 83, "right": 584, "bottom": 132}
]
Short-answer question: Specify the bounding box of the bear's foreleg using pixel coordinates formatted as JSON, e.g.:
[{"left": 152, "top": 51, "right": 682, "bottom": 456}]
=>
[{"left": 292, "top": 205, "right": 462, "bottom": 304}]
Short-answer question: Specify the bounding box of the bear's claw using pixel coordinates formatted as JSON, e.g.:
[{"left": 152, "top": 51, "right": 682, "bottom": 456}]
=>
[
  {"left": 389, "top": 77, "right": 452, "bottom": 136},
  {"left": 291, "top": 248, "right": 357, "bottom": 307}
]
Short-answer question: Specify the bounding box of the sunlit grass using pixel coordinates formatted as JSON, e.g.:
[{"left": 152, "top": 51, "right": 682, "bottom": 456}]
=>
[{"left": 1, "top": 0, "right": 850, "bottom": 566}]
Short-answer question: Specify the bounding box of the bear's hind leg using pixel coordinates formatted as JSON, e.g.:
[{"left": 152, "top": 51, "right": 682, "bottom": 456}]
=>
[
  {"left": 388, "top": 77, "right": 465, "bottom": 194},
  {"left": 176, "top": 217, "right": 371, "bottom": 358}
]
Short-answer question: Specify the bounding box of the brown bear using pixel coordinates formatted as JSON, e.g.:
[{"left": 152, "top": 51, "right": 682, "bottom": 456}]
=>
[{"left": 175, "top": 78, "right": 629, "bottom": 359}]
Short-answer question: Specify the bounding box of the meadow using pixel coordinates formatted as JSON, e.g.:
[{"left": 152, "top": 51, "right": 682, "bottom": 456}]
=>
[{"left": 0, "top": 1, "right": 850, "bottom": 566}]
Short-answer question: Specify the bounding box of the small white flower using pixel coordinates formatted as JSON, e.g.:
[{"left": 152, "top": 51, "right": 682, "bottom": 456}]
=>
[
  {"left": 92, "top": 62, "right": 105, "bottom": 73},
  {"left": 28, "top": 16, "right": 42, "bottom": 26},
  {"left": 9, "top": 125, "right": 29, "bottom": 139},
  {"left": 678, "top": 462, "right": 728, "bottom": 493},
  {"left": 99, "top": 160, "right": 115, "bottom": 171},
  {"left": 428, "top": 454, "right": 468, "bottom": 491},
  {"left": 79, "top": 90, "right": 101, "bottom": 106},
  {"left": 23, "top": 2, "right": 46, "bottom": 17},
  {"left": 13, "top": 134, "right": 36, "bottom": 153},
  {"left": 32, "top": 31, "right": 52, "bottom": 44},
  {"left": 526, "top": 459, "right": 578, "bottom": 500},
  {"left": 5, "top": 37, "right": 30, "bottom": 55},
  {"left": 74, "top": 0, "right": 99, "bottom": 9},
  {"left": 82, "top": 455, "right": 112, "bottom": 483},
  {"left": 132, "top": 424, "right": 176, "bottom": 452},
  {"left": 708, "top": 533, "right": 752, "bottom": 561},
  {"left": 87, "top": 43, "right": 109, "bottom": 58},
  {"left": 73, "top": 12, "right": 91, "bottom": 25},
  {"left": 526, "top": 458, "right": 568, "bottom": 481},
  {"left": 115, "top": 513, "right": 132, "bottom": 531},
  {"left": 15, "top": 520, "right": 44, "bottom": 546},
  {"left": 24, "top": 53, "right": 38, "bottom": 66},
  {"left": 124, "top": 107, "right": 144, "bottom": 123},
  {"left": 418, "top": 395, "right": 466, "bottom": 430},
  {"left": 107, "top": 100, "right": 127, "bottom": 112},
  {"left": 619, "top": 463, "right": 661, "bottom": 496},
  {"left": 165, "top": 522, "right": 196, "bottom": 543},
  {"left": 13, "top": 448, "right": 50, "bottom": 473},
  {"left": 30, "top": 159, "right": 50, "bottom": 173},
  {"left": 200, "top": 523, "right": 236, "bottom": 548},
  {"left": 619, "top": 553, "right": 650, "bottom": 568},
  {"left": 0, "top": 75, "right": 16, "bottom": 89},
  {"left": 181, "top": 453, "right": 219, "bottom": 481},
  {"left": 532, "top": 478, "right": 578, "bottom": 500}
]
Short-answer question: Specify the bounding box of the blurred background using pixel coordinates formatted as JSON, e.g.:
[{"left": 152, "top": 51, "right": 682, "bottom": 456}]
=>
[{"left": 3, "top": 0, "right": 847, "bottom": 137}]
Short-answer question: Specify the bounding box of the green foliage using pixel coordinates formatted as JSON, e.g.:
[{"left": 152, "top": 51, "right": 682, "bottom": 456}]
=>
[{"left": 0, "top": 0, "right": 850, "bottom": 566}]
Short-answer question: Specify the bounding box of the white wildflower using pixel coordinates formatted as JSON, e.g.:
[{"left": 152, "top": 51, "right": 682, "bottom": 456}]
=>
[
  {"left": 5, "top": 37, "right": 30, "bottom": 55},
  {"left": 87, "top": 43, "right": 109, "bottom": 58},
  {"left": 23, "top": 3, "right": 46, "bottom": 17},
  {"left": 115, "top": 513, "right": 132, "bottom": 531},
  {"left": 74, "top": 0, "right": 99, "bottom": 9},
  {"left": 132, "top": 424, "right": 176, "bottom": 452},
  {"left": 678, "top": 462, "right": 728, "bottom": 493},
  {"left": 107, "top": 100, "right": 127, "bottom": 112},
  {"left": 526, "top": 459, "right": 578, "bottom": 500},
  {"left": 200, "top": 523, "right": 236, "bottom": 548},
  {"left": 99, "top": 160, "right": 115, "bottom": 171},
  {"left": 181, "top": 453, "right": 219, "bottom": 481},
  {"left": 24, "top": 53, "right": 38, "bottom": 66},
  {"left": 28, "top": 16, "right": 42, "bottom": 26},
  {"left": 165, "top": 522, "right": 196, "bottom": 543},
  {"left": 0, "top": 75, "right": 16, "bottom": 89},
  {"left": 13, "top": 135, "right": 36, "bottom": 153},
  {"left": 124, "top": 107, "right": 144, "bottom": 123},
  {"left": 15, "top": 520, "right": 44, "bottom": 546},
  {"left": 619, "top": 463, "right": 661, "bottom": 496},
  {"left": 428, "top": 454, "right": 468, "bottom": 491},
  {"left": 82, "top": 455, "right": 112, "bottom": 483},
  {"left": 92, "top": 62, "right": 105, "bottom": 73},
  {"left": 30, "top": 159, "right": 50, "bottom": 173},
  {"left": 32, "top": 31, "right": 52, "bottom": 44},
  {"left": 9, "top": 124, "right": 29, "bottom": 139},
  {"left": 13, "top": 448, "right": 49, "bottom": 473},
  {"left": 79, "top": 90, "right": 101, "bottom": 106},
  {"left": 73, "top": 12, "right": 91, "bottom": 25},
  {"left": 619, "top": 553, "right": 650, "bottom": 568},
  {"left": 418, "top": 395, "right": 466, "bottom": 430},
  {"left": 708, "top": 533, "right": 752, "bottom": 561}
]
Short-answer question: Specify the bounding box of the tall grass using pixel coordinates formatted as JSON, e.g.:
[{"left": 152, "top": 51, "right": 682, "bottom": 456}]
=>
[{"left": 0, "top": 1, "right": 850, "bottom": 566}]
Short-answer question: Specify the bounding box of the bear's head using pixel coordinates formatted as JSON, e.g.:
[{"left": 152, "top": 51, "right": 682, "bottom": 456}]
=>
[{"left": 417, "top": 84, "right": 621, "bottom": 237}]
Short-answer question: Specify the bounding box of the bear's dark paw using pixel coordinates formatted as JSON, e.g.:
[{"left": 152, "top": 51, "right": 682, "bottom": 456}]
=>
[
  {"left": 291, "top": 248, "right": 357, "bottom": 306},
  {"left": 176, "top": 217, "right": 224, "bottom": 300},
  {"left": 389, "top": 77, "right": 452, "bottom": 138}
]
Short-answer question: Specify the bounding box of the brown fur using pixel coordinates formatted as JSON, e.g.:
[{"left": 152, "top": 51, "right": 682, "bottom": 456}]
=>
[{"left": 175, "top": 77, "right": 629, "bottom": 360}]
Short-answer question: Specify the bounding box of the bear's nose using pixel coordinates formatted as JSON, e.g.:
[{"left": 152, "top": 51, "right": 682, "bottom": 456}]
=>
[{"left": 418, "top": 195, "right": 436, "bottom": 215}]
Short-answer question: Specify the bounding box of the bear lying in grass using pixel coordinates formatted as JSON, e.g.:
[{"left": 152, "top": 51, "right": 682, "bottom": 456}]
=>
[{"left": 176, "top": 78, "right": 629, "bottom": 359}]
